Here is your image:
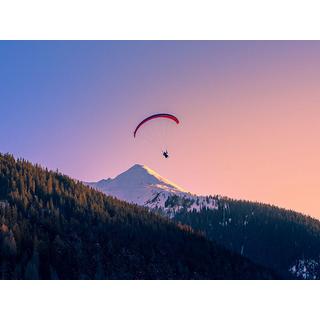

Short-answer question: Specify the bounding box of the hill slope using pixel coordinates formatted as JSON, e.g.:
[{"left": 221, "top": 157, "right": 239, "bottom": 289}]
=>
[
  {"left": 174, "top": 198, "right": 320, "bottom": 279},
  {"left": 0, "top": 154, "right": 274, "bottom": 280}
]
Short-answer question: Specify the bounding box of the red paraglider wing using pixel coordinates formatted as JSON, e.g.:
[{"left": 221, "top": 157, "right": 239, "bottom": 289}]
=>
[{"left": 133, "top": 113, "right": 179, "bottom": 137}]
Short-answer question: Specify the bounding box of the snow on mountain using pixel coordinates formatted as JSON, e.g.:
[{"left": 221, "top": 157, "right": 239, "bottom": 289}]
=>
[
  {"left": 86, "top": 164, "right": 218, "bottom": 215},
  {"left": 289, "top": 258, "right": 320, "bottom": 280}
]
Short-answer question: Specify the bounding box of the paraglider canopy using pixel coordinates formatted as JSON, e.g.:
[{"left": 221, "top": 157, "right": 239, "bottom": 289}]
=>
[
  {"left": 133, "top": 113, "right": 179, "bottom": 138},
  {"left": 133, "top": 113, "right": 180, "bottom": 158}
]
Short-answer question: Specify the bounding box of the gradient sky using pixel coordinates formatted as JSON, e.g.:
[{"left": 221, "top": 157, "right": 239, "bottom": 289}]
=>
[{"left": 1, "top": 41, "right": 320, "bottom": 218}]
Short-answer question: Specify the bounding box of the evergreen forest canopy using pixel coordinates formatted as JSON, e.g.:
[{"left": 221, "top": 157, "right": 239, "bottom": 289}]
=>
[
  {"left": 174, "top": 197, "right": 320, "bottom": 279},
  {"left": 0, "top": 153, "right": 274, "bottom": 280}
]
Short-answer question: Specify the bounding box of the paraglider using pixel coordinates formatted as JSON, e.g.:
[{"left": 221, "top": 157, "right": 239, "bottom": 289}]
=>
[
  {"left": 133, "top": 113, "right": 179, "bottom": 158},
  {"left": 162, "top": 150, "right": 169, "bottom": 158}
]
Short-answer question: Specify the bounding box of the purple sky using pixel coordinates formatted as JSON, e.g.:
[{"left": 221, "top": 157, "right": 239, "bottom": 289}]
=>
[{"left": 1, "top": 41, "right": 320, "bottom": 218}]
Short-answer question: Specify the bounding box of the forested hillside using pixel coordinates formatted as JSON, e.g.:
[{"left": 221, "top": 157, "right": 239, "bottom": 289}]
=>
[
  {"left": 0, "top": 154, "right": 274, "bottom": 280},
  {"left": 174, "top": 197, "right": 320, "bottom": 279}
]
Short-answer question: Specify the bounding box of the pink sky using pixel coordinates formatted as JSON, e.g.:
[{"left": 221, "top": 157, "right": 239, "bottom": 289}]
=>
[{"left": 2, "top": 41, "right": 320, "bottom": 218}]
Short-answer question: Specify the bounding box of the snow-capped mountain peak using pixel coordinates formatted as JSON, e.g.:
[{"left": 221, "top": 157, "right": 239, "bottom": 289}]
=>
[
  {"left": 86, "top": 164, "right": 218, "bottom": 215},
  {"left": 127, "top": 164, "right": 187, "bottom": 192}
]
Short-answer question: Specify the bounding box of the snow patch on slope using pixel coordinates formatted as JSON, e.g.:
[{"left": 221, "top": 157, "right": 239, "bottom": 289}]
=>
[
  {"left": 289, "top": 258, "right": 320, "bottom": 279},
  {"left": 86, "top": 164, "right": 218, "bottom": 215}
]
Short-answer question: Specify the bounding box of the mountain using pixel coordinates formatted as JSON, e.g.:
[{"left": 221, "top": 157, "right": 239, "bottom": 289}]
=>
[
  {"left": 88, "top": 164, "right": 320, "bottom": 279},
  {"left": 86, "top": 164, "right": 218, "bottom": 215},
  {"left": 0, "top": 154, "right": 275, "bottom": 280}
]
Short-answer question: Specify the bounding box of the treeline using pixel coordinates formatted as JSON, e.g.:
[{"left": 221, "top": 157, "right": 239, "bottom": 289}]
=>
[
  {"left": 0, "top": 154, "right": 274, "bottom": 279},
  {"left": 174, "top": 197, "right": 320, "bottom": 279}
]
